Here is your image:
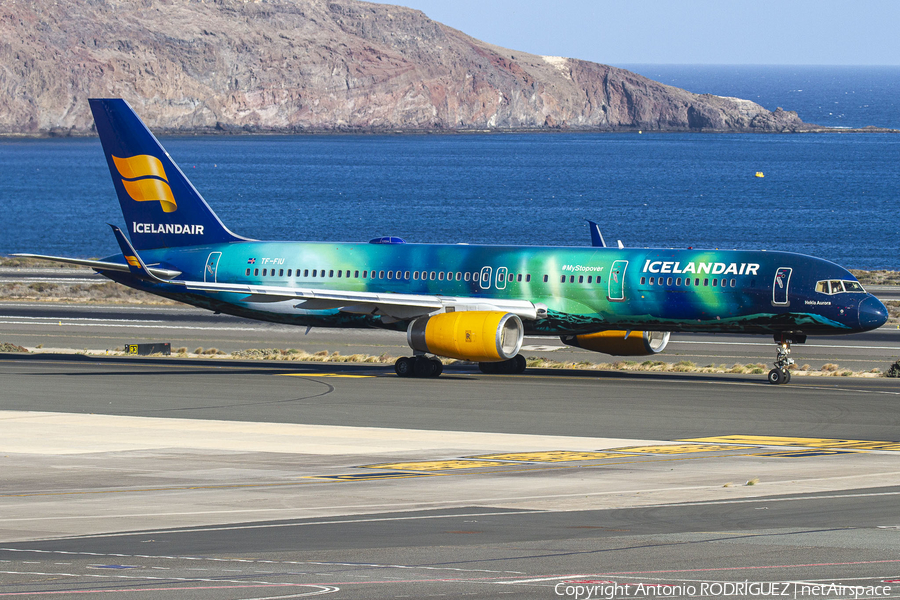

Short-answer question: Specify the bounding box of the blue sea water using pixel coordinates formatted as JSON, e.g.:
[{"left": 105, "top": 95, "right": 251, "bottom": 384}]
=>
[
  {"left": 1, "top": 67, "right": 898, "bottom": 270},
  {"left": 622, "top": 65, "right": 900, "bottom": 131}
]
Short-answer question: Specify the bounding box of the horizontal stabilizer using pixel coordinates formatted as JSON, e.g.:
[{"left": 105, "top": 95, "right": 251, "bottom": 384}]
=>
[
  {"left": 12, "top": 253, "right": 181, "bottom": 279},
  {"left": 108, "top": 224, "right": 170, "bottom": 282}
]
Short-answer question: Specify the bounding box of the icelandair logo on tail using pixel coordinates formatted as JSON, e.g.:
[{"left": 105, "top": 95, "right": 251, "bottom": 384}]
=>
[{"left": 112, "top": 155, "right": 177, "bottom": 213}]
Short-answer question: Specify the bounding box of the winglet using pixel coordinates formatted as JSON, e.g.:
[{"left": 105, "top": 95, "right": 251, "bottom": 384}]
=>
[
  {"left": 586, "top": 220, "right": 607, "bottom": 248},
  {"left": 108, "top": 224, "right": 169, "bottom": 283}
]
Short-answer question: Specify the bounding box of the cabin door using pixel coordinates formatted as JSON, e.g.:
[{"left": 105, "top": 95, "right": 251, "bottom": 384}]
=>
[
  {"left": 608, "top": 260, "right": 628, "bottom": 301},
  {"left": 204, "top": 252, "right": 222, "bottom": 283},
  {"left": 772, "top": 267, "right": 792, "bottom": 306}
]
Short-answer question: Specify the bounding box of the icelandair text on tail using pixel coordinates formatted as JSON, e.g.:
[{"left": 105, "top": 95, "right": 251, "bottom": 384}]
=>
[{"left": 133, "top": 222, "right": 204, "bottom": 235}]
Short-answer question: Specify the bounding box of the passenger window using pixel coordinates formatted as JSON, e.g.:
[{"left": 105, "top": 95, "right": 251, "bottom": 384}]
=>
[
  {"left": 404, "top": 271, "right": 410, "bottom": 280},
  {"left": 561, "top": 276, "right": 566, "bottom": 283},
  {"left": 509, "top": 273, "right": 514, "bottom": 282},
  {"left": 279, "top": 269, "right": 284, "bottom": 277},
  {"left": 361, "top": 270, "right": 367, "bottom": 278},
  {"left": 379, "top": 270, "right": 385, "bottom": 279},
  {"left": 694, "top": 278, "right": 700, "bottom": 286},
  {"left": 287, "top": 269, "right": 292, "bottom": 277},
  {"left": 685, "top": 278, "right": 691, "bottom": 286},
  {"left": 337, "top": 270, "right": 342, "bottom": 278},
  {"left": 387, "top": 271, "right": 393, "bottom": 280},
  {"left": 438, "top": 272, "right": 444, "bottom": 280},
  {"left": 517, "top": 274, "right": 522, "bottom": 282},
  {"left": 413, "top": 271, "right": 419, "bottom": 280},
  {"left": 570, "top": 275, "right": 575, "bottom": 283},
  {"left": 304, "top": 269, "right": 309, "bottom": 277},
  {"left": 587, "top": 276, "right": 593, "bottom": 283},
  {"left": 329, "top": 270, "right": 334, "bottom": 277},
  {"left": 456, "top": 272, "right": 462, "bottom": 281},
  {"left": 262, "top": 269, "right": 267, "bottom": 276},
  {"left": 703, "top": 278, "right": 709, "bottom": 286},
  {"left": 667, "top": 277, "right": 673, "bottom": 286},
  {"left": 430, "top": 272, "right": 436, "bottom": 280},
  {"left": 648, "top": 277, "right": 654, "bottom": 285},
  {"left": 543, "top": 275, "right": 549, "bottom": 283},
  {"left": 676, "top": 277, "right": 681, "bottom": 286},
  {"left": 245, "top": 268, "right": 251, "bottom": 276},
  {"left": 526, "top": 274, "right": 531, "bottom": 282},
  {"left": 578, "top": 276, "right": 584, "bottom": 283},
  {"left": 464, "top": 272, "right": 470, "bottom": 282},
  {"left": 641, "top": 277, "right": 646, "bottom": 285},
  {"left": 354, "top": 270, "right": 359, "bottom": 278},
  {"left": 473, "top": 272, "right": 479, "bottom": 282},
  {"left": 730, "top": 278, "right": 736, "bottom": 287},
  {"left": 254, "top": 268, "right": 259, "bottom": 276}
]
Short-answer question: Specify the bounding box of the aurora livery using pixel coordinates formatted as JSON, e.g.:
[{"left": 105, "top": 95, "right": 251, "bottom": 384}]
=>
[{"left": 17, "top": 99, "right": 889, "bottom": 384}]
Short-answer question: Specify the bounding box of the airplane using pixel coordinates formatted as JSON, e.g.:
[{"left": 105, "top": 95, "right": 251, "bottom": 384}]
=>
[{"left": 15, "top": 99, "right": 889, "bottom": 384}]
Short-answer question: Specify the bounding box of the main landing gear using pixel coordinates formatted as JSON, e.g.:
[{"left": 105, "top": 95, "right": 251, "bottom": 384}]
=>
[
  {"left": 478, "top": 355, "right": 527, "bottom": 375},
  {"left": 768, "top": 333, "right": 802, "bottom": 385},
  {"left": 394, "top": 355, "right": 443, "bottom": 378},
  {"left": 394, "top": 354, "right": 528, "bottom": 377}
]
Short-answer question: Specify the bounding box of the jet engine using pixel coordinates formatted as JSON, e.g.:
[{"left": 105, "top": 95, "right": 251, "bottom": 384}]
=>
[
  {"left": 408, "top": 311, "right": 523, "bottom": 362},
  {"left": 560, "top": 330, "right": 670, "bottom": 356}
]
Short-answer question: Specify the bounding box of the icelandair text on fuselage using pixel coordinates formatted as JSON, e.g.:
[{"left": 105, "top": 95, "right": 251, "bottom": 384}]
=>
[
  {"left": 642, "top": 260, "right": 759, "bottom": 276},
  {"left": 133, "top": 222, "right": 205, "bottom": 235}
]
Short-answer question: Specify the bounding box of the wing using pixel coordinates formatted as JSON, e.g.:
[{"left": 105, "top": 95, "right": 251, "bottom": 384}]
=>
[{"left": 182, "top": 280, "right": 542, "bottom": 321}]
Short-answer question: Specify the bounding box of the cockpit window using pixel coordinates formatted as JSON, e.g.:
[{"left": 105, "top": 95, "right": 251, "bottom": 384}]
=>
[{"left": 816, "top": 279, "right": 866, "bottom": 295}]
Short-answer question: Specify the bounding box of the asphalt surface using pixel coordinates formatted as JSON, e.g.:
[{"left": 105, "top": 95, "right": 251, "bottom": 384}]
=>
[
  {"left": 2, "top": 301, "right": 900, "bottom": 373},
  {"left": 1, "top": 354, "right": 900, "bottom": 598}
]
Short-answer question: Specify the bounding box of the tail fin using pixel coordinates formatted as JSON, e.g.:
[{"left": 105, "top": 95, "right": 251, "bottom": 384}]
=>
[{"left": 89, "top": 98, "right": 247, "bottom": 250}]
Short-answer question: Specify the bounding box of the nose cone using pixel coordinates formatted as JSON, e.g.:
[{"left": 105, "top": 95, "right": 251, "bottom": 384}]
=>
[{"left": 859, "top": 295, "right": 888, "bottom": 330}]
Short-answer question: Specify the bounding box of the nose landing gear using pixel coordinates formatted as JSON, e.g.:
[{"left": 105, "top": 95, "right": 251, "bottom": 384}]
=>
[{"left": 768, "top": 333, "right": 804, "bottom": 385}]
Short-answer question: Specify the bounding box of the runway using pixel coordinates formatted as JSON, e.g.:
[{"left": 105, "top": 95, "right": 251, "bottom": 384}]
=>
[
  {"left": 2, "top": 352, "right": 900, "bottom": 598},
  {"left": 2, "top": 300, "right": 900, "bottom": 372}
]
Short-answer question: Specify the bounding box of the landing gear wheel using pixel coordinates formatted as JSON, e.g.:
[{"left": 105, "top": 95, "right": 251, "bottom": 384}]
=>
[
  {"left": 478, "top": 361, "right": 497, "bottom": 374},
  {"left": 395, "top": 356, "right": 414, "bottom": 378},
  {"left": 429, "top": 358, "right": 443, "bottom": 377},
  {"left": 767, "top": 368, "right": 784, "bottom": 385},
  {"left": 513, "top": 354, "right": 527, "bottom": 374},
  {"left": 413, "top": 356, "right": 436, "bottom": 378},
  {"left": 769, "top": 334, "right": 796, "bottom": 385}
]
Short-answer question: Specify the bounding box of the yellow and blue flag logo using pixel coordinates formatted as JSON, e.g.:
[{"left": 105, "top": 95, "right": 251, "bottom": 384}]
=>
[{"left": 112, "top": 155, "right": 177, "bottom": 213}]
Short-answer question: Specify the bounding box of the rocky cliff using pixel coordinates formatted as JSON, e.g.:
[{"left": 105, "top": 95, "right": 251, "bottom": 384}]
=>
[{"left": 0, "top": 0, "right": 810, "bottom": 134}]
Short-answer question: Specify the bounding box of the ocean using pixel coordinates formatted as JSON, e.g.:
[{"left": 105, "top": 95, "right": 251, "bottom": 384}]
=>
[{"left": 1, "top": 66, "right": 898, "bottom": 270}]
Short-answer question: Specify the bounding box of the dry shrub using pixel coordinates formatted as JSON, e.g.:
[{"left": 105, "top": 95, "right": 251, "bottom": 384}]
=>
[{"left": 0, "top": 342, "right": 28, "bottom": 353}]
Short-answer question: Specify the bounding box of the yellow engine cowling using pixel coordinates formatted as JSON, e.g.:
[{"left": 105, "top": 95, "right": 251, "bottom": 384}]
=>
[
  {"left": 408, "top": 311, "right": 524, "bottom": 362},
  {"left": 560, "top": 330, "right": 670, "bottom": 356}
]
